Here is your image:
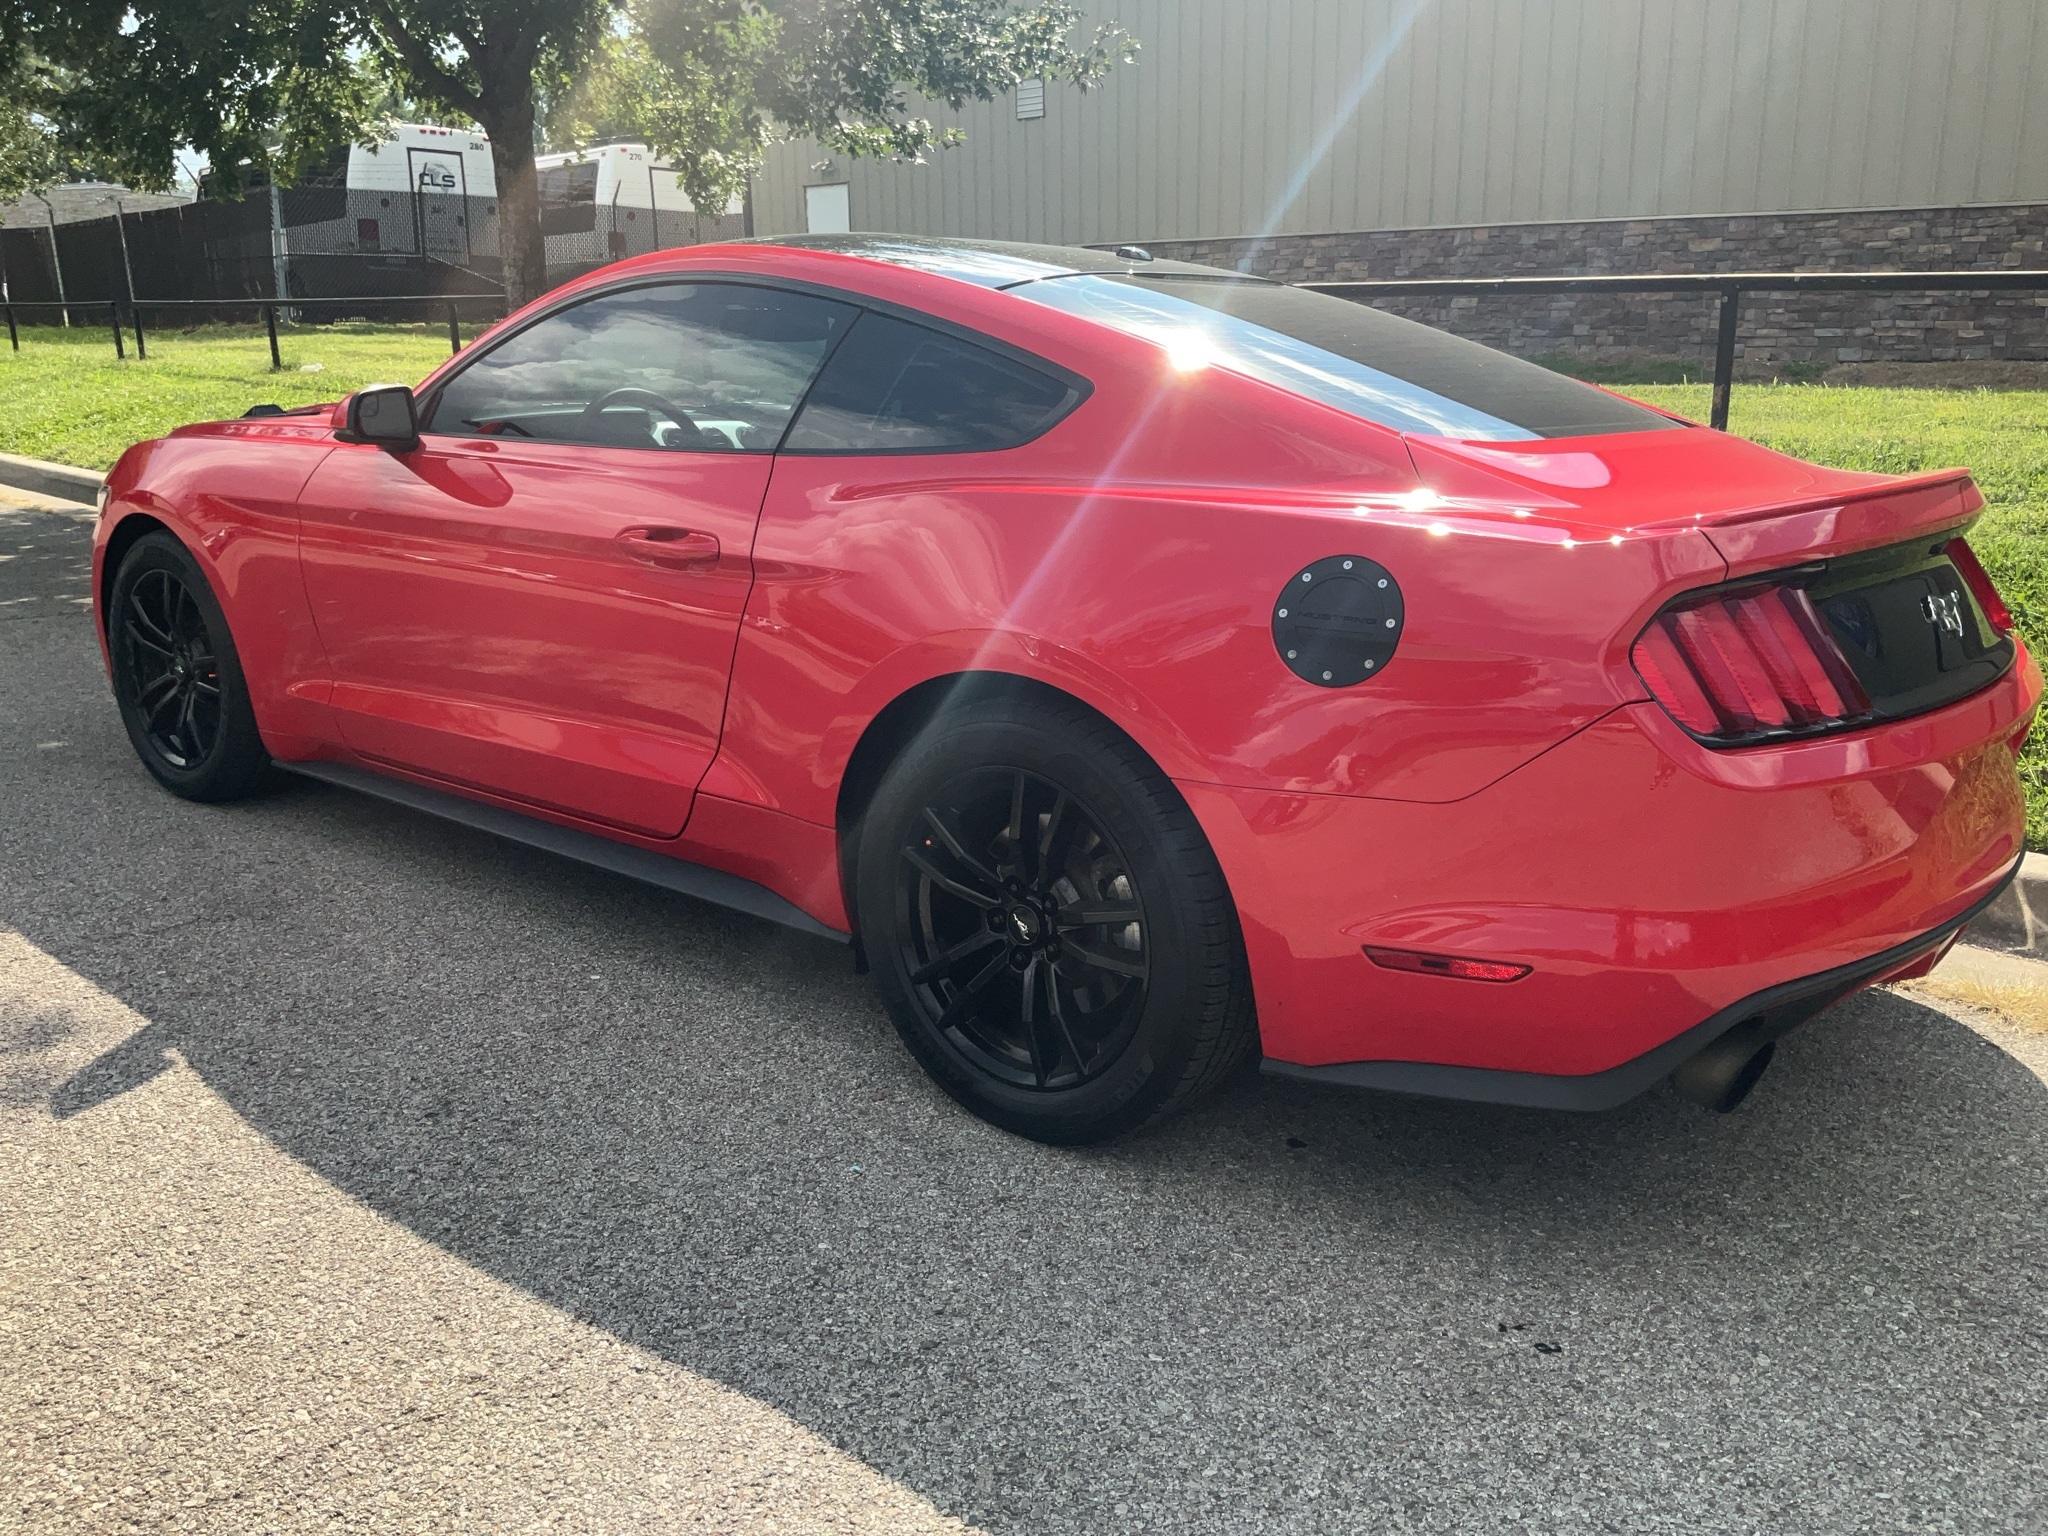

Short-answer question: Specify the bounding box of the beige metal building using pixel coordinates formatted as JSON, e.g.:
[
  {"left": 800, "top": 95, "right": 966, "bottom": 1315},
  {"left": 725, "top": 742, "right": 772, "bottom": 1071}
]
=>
[{"left": 751, "top": 0, "right": 2048, "bottom": 245}]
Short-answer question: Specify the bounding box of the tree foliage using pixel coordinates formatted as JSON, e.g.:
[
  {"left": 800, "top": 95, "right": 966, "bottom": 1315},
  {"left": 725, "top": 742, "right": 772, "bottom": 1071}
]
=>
[
  {"left": 542, "top": 10, "right": 770, "bottom": 211},
  {"left": 9, "top": 1, "right": 1134, "bottom": 302},
  {"left": 552, "top": 0, "right": 1135, "bottom": 220},
  {"left": 0, "top": 55, "right": 63, "bottom": 205},
  {"left": 5, "top": 2, "right": 381, "bottom": 195},
  {"left": 0, "top": 53, "right": 132, "bottom": 204}
]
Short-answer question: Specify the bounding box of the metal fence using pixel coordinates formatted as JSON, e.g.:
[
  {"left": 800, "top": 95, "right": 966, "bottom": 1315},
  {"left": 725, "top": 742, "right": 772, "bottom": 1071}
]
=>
[
  {"left": 0, "top": 183, "right": 748, "bottom": 315},
  {"left": 1303, "top": 271, "right": 2048, "bottom": 429},
  {"left": 1, "top": 293, "right": 508, "bottom": 366},
  {"left": 13, "top": 221, "right": 2047, "bottom": 416}
]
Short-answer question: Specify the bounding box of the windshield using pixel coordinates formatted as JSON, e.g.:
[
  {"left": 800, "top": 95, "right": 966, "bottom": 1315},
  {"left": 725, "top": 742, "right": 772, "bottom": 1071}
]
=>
[{"left": 1012, "top": 274, "right": 1679, "bottom": 441}]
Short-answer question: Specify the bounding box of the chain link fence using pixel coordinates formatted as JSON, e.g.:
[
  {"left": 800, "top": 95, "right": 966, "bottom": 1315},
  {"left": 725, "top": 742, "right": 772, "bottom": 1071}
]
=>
[{"left": 0, "top": 184, "right": 749, "bottom": 321}]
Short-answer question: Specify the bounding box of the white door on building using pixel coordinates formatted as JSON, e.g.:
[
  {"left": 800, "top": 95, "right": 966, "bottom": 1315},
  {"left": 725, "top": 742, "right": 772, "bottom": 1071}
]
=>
[{"left": 804, "top": 183, "right": 851, "bottom": 234}]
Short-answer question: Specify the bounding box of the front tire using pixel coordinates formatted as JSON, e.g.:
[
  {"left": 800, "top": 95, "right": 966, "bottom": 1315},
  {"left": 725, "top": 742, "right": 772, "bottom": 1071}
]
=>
[
  {"left": 108, "top": 532, "right": 270, "bottom": 802},
  {"left": 856, "top": 694, "right": 1255, "bottom": 1144}
]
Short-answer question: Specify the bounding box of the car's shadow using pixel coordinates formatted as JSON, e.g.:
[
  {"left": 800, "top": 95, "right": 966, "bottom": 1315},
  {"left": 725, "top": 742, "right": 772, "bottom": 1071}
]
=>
[{"left": 16, "top": 760, "right": 2047, "bottom": 1534}]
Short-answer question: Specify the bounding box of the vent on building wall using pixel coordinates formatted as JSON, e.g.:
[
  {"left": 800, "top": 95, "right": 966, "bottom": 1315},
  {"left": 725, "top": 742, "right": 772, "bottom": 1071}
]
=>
[{"left": 1016, "top": 79, "right": 1046, "bottom": 121}]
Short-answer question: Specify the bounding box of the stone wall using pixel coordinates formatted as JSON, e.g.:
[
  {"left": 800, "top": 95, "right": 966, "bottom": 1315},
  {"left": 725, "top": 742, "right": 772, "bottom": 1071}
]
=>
[{"left": 1145, "top": 205, "right": 2048, "bottom": 368}]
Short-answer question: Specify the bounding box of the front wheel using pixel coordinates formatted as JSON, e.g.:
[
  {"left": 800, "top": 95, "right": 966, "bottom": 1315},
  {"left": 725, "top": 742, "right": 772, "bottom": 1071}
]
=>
[
  {"left": 856, "top": 694, "right": 1255, "bottom": 1143},
  {"left": 108, "top": 532, "right": 270, "bottom": 802}
]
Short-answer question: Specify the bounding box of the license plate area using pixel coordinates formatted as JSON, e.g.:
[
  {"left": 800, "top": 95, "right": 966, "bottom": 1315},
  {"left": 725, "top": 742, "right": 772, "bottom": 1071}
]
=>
[{"left": 1808, "top": 537, "right": 2015, "bottom": 723}]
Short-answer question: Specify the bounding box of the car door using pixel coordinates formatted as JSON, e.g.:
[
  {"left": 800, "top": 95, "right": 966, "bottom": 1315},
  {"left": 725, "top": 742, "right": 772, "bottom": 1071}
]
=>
[{"left": 295, "top": 279, "right": 857, "bottom": 837}]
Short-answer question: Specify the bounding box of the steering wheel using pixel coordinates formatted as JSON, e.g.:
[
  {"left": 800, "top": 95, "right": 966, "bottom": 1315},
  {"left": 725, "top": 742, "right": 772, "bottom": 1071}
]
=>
[{"left": 578, "top": 387, "right": 706, "bottom": 448}]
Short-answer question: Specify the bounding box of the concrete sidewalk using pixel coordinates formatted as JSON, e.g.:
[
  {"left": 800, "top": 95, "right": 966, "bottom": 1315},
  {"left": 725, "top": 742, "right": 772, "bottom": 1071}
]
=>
[
  {"left": 1905, "top": 940, "right": 2048, "bottom": 1083},
  {"left": 0, "top": 481, "right": 94, "bottom": 517},
  {"left": 1972, "top": 853, "right": 2048, "bottom": 956},
  {"left": 0, "top": 449, "right": 100, "bottom": 507}
]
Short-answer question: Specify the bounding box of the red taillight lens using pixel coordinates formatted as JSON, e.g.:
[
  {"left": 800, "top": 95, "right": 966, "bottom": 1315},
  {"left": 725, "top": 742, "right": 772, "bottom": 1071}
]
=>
[
  {"left": 1364, "top": 947, "right": 1532, "bottom": 983},
  {"left": 1946, "top": 538, "right": 2013, "bottom": 635},
  {"left": 1632, "top": 583, "right": 1870, "bottom": 744}
]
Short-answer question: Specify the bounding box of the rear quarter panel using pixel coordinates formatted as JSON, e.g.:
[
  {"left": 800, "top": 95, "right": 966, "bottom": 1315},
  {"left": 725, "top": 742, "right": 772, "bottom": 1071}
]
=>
[{"left": 715, "top": 294, "right": 1727, "bottom": 828}]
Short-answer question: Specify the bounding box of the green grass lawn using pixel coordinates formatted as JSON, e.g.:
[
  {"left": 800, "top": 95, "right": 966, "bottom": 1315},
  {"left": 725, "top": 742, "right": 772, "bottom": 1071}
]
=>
[
  {"left": 0, "top": 322, "right": 452, "bottom": 470},
  {"left": 1, "top": 325, "right": 2042, "bottom": 848}
]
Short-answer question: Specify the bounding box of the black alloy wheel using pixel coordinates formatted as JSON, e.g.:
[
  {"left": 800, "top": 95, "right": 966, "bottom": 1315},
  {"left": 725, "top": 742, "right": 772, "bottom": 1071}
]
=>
[
  {"left": 897, "top": 765, "right": 1150, "bottom": 1092},
  {"left": 857, "top": 692, "right": 1256, "bottom": 1143},
  {"left": 109, "top": 532, "right": 270, "bottom": 802},
  {"left": 120, "top": 567, "right": 223, "bottom": 769}
]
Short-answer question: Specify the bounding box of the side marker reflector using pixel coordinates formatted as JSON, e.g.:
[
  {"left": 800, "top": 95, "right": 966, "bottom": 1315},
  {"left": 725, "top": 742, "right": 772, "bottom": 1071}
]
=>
[{"left": 1364, "top": 947, "right": 1532, "bottom": 983}]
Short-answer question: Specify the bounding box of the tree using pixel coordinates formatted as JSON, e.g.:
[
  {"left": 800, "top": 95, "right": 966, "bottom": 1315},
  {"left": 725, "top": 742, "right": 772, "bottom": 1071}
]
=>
[
  {"left": 10, "top": 1, "right": 607, "bottom": 303},
  {"left": 14, "top": 1, "right": 1135, "bottom": 309},
  {"left": 5, "top": 4, "right": 383, "bottom": 196},
  {"left": 546, "top": 1, "right": 1134, "bottom": 224},
  {"left": 0, "top": 66, "right": 61, "bottom": 206},
  {"left": 0, "top": 53, "right": 110, "bottom": 205}
]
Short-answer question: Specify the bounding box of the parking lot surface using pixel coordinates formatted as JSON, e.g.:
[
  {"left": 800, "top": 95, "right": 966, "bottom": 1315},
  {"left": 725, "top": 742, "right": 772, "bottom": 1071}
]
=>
[{"left": 3, "top": 502, "right": 2045, "bottom": 1534}]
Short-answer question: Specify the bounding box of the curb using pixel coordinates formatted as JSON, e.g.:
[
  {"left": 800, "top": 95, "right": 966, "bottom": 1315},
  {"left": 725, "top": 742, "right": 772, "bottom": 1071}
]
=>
[
  {"left": 0, "top": 450, "right": 102, "bottom": 506},
  {"left": 1967, "top": 851, "right": 2048, "bottom": 956}
]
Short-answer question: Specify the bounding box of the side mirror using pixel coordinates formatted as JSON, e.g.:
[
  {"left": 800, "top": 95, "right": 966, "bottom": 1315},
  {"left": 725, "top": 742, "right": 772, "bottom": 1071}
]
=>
[{"left": 342, "top": 384, "right": 419, "bottom": 450}]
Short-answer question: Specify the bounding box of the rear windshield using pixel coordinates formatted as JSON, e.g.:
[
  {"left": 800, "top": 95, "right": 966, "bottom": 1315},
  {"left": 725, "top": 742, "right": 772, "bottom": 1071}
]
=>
[{"left": 1012, "top": 274, "right": 1679, "bottom": 441}]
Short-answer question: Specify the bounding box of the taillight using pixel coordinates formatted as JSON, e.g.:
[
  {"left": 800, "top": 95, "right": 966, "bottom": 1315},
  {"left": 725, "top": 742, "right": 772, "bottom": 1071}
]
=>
[
  {"left": 1632, "top": 582, "right": 1871, "bottom": 745},
  {"left": 1946, "top": 538, "right": 2013, "bottom": 635}
]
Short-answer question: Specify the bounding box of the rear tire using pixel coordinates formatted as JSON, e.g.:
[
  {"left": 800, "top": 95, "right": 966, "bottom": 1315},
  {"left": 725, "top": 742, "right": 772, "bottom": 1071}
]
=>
[
  {"left": 856, "top": 693, "right": 1256, "bottom": 1143},
  {"left": 108, "top": 532, "right": 270, "bottom": 802}
]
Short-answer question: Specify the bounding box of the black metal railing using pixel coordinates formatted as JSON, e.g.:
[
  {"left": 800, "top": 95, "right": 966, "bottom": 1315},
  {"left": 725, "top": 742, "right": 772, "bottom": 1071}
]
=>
[
  {"left": 12, "top": 267, "right": 2048, "bottom": 410},
  {"left": 0, "top": 293, "right": 508, "bottom": 367},
  {"left": 1302, "top": 270, "right": 2048, "bottom": 430}
]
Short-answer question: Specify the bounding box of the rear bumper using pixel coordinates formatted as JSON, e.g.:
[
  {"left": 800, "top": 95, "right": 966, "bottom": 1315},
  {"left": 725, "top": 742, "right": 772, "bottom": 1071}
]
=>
[
  {"left": 1181, "top": 641, "right": 2039, "bottom": 1086},
  {"left": 1260, "top": 867, "right": 2013, "bottom": 1110}
]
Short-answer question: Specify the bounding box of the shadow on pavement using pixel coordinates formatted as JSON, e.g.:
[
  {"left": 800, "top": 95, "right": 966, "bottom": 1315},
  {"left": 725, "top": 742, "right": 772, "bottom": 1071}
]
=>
[{"left": 9, "top": 505, "right": 2047, "bottom": 1534}]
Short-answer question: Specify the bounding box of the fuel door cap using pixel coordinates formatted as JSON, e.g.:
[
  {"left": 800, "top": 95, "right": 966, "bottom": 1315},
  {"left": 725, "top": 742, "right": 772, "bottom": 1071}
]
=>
[{"left": 1272, "top": 556, "right": 1404, "bottom": 687}]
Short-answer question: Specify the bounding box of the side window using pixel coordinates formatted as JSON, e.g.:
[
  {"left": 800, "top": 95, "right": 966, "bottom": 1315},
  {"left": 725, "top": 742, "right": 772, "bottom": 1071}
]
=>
[
  {"left": 781, "top": 311, "right": 1082, "bottom": 454},
  {"left": 426, "top": 283, "right": 857, "bottom": 452}
]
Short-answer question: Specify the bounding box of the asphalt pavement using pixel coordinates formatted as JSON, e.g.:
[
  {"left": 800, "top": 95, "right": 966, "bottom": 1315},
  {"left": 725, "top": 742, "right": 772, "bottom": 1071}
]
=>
[{"left": 3, "top": 500, "right": 2045, "bottom": 1534}]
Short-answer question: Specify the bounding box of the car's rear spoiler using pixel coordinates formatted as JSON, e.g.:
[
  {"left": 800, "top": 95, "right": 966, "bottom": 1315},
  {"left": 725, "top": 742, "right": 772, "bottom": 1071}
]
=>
[{"left": 1666, "top": 470, "right": 1984, "bottom": 578}]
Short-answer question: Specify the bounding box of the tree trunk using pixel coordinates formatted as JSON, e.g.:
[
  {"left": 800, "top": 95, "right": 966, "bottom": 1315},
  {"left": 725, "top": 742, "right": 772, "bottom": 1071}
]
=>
[{"left": 482, "top": 97, "right": 549, "bottom": 311}]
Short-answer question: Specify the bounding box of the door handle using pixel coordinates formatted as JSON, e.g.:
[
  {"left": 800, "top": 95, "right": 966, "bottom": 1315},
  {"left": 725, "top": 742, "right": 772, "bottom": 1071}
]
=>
[{"left": 616, "top": 526, "right": 721, "bottom": 568}]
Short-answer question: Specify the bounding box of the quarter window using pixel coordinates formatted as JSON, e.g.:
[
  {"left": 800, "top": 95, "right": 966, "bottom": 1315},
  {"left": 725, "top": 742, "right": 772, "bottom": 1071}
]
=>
[
  {"left": 781, "top": 311, "right": 1082, "bottom": 454},
  {"left": 426, "top": 282, "right": 857, "bottom": 452}
]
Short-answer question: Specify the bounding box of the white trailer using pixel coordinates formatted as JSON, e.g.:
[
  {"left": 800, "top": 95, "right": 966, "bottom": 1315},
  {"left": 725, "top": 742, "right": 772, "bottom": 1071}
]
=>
[
  {"left": 346, "top": 124, "right": 498, "bottom": 200},
  {"left": 326, "top": 129, "right": 744, "bottom": 268},
  {"left": 344, "top": 131, "right": 747, "bottom": 216},
  {"left": 533, "top": 143, "right": 741, "bottom": 217}
]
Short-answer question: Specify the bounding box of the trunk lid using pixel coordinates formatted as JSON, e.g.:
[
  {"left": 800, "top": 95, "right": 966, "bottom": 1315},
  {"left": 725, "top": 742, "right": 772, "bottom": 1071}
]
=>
[
  {"left": 1404, "top": 422, "right": 1978, "bottom": 553},
  {"left": 1407, "top": 423, "right": 2016, "bottom": 740}
]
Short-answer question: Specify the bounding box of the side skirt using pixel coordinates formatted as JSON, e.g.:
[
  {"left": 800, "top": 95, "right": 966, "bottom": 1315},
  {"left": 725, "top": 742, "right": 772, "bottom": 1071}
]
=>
[
  {"left": 1261, "top": 862, "right": 2020, "bottom": 1112},
  {"left": 280, "top": 759, "right": 851, "bottom": 944}
]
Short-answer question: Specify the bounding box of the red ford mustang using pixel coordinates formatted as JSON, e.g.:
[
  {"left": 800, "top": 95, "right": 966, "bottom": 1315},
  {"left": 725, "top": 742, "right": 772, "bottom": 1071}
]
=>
[{"left": 92, "top": 235, "right": 2039, "bottom": 1141}]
